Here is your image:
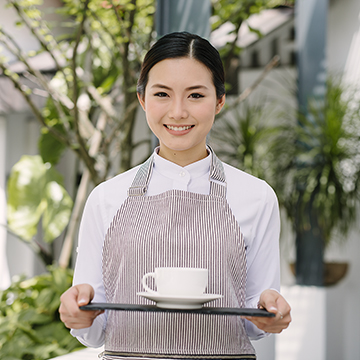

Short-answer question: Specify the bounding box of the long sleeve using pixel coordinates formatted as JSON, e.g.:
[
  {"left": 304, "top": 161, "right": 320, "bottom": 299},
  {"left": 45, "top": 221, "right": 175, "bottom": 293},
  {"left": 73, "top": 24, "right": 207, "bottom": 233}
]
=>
[
  {"left": 244, "top": 185, "right": 280, "bottom": 339},
  {"left": 224, "top": 163, "right": 281, "bottom": 340},
  {"left": 70, "top": 186, "right": 108, "bottom": 347}
]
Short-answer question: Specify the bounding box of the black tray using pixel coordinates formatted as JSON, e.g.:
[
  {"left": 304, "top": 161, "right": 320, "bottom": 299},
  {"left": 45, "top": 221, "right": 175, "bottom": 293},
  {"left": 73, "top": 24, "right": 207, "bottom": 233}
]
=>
[{"left": 80, "top": 303, "right": 275, "bottom": 317}]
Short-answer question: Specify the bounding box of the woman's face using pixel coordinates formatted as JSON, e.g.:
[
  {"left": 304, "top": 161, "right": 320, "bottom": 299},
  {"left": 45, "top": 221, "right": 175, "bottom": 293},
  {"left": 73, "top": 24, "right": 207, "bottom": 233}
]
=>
[{"left": 138, "top": 57, "right": 225, "bottom": 166}]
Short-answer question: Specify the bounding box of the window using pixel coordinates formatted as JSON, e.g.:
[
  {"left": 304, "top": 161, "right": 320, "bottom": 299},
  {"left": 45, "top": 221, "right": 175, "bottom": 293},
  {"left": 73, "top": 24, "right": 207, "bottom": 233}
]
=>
[
  {"left": 271, "top": 38, "right": 279, "bottom": 59},
  {"left": 251, "top": 50, "right": 260, "bottom": 68},
  {"left": 289, "top": 26, "right": 295, "bottom": 41}
]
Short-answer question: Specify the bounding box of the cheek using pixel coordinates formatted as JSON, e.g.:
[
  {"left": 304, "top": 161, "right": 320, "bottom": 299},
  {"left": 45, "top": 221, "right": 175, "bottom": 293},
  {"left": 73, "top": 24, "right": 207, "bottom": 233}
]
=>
[
  {"left": 194, "top": 104, "right": 217, "bottom": 124},
  {"left": 144, "top": 100, "right": 166, "bottom": 119},
  {"left": 144, "top": 103, "right": 165, "bottom": 134}
]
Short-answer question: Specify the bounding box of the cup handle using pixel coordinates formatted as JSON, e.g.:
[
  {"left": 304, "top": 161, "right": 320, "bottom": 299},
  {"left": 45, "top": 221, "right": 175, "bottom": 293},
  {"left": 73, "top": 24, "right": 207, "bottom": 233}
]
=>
[{"left": 142, "top": 272, "right": 156, "bottom": 294}]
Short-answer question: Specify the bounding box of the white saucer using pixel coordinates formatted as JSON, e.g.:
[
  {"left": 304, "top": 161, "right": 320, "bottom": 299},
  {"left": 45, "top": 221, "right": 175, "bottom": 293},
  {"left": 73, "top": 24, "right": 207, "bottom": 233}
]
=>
[{"left": 137, "top": 292, "right": 223, "bottom": 309}]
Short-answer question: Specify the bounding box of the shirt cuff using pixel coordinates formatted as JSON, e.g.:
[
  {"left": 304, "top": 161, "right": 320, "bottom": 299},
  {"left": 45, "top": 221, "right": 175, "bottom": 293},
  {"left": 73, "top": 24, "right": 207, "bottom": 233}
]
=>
[
  {"left": 70, "top": 313, "right": 106, "bottom": 348},
  {"left": 245, "top": 319, "right": 270, "bottom": 340},
  {"left": 245, "top": 294, "right": 268, "bottom": 340}
]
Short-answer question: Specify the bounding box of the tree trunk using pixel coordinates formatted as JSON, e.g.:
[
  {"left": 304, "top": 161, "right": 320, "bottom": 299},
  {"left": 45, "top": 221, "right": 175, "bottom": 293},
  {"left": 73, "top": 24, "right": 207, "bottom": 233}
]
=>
[{"left": 119, "top": 92, "right": 138, "bottom": 173}]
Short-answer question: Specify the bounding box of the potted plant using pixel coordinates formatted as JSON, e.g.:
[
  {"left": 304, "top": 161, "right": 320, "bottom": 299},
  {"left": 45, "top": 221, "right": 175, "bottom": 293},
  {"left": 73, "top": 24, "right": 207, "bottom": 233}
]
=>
[
  {"left": 268, "top": 77, "right": 360, "bottom": 285},
  {"left": 210, "top": 101, "right": 277, "bottom": 179},
  {"left": 210, "top": 77, "right": 360, "bottom": 286}
]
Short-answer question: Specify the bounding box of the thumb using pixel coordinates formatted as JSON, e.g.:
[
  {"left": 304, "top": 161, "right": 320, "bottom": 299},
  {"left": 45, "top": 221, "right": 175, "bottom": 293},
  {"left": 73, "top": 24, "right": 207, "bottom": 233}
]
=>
[
  {"left": 76, "top": 284, "right": 95, "bottom": 306},
  {"left": 264, "top": 301, "right": 278, "bottom": 314},
  {"left": 259, "top": 289, "right": 279, "bottom": 314}
]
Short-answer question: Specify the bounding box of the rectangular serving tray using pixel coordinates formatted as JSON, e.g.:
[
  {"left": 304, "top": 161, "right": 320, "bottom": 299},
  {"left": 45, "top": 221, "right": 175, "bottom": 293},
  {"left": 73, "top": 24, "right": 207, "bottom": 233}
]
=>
[{"left": 80, "top": 303, "right": 275, "bottom": 317}]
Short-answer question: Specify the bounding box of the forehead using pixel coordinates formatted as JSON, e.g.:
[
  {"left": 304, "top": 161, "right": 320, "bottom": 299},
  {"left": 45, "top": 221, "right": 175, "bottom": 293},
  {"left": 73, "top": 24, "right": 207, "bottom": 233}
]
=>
[{"left": 147, "top": 57, "right": 213, "bottom": 86}]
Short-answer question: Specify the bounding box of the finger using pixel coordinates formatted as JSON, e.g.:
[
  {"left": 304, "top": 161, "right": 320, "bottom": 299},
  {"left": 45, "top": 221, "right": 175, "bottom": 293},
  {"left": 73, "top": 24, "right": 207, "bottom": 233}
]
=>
[
  {"left": 244, "top": 316, "right": 288, "bottom": 334},
  {"left": 60, "top": 302, "right": 103, "bottom": 329},
  {"left": 259, "top": 299, "right": 278, "bottom": 314},
  {"left": 244, "top": 305, "right": 291, "bottom": 333},
  {"left": 77, "top": 284, "right": 95, "bottom": 306},
  {"left": 60, "top": 287, "right": 81, "bottom": 316},
  {"left": 259, "top": 289, "right": 283, "bottom": 316},
  {"left": 59, "top": 284, "right": 100, "bottom": 329},
  {"left": 275, "top": 296, "right": 292, "bottom": 317}
]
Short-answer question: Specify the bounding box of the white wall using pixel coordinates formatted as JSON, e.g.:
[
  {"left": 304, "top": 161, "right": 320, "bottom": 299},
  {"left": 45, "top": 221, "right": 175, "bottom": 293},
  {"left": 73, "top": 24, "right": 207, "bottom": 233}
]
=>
[
  {"left": 327, "top": 0, "right": 360, "bottom": 74},
  {"left": 325, "top": 0, "right": 360, "bottom": 358},
  {"left": 326, "top": 230, "right": 360, "bottom": 359},
  {"left": 240, "top": 20, "right": 295, "bottom": 68},
  {"left": 275, "top": 223, "right": 360, "bottom": 360}
]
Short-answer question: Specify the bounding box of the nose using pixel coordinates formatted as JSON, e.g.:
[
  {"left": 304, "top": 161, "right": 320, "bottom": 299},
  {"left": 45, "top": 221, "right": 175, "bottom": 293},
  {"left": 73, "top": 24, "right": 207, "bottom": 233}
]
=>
[{"left": 168, "top": 98, "right": 189, "bottom": 120}]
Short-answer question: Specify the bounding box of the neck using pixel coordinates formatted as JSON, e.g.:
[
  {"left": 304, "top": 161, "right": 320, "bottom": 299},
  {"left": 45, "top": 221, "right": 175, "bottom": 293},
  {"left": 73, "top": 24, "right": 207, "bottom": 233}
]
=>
[{"left": 158, "top": 146, "right": 209, "bottom": 167}]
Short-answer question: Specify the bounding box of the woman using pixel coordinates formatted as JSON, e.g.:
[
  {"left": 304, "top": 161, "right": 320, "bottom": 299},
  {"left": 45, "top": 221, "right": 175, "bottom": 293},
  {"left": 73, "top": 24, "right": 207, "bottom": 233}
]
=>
[{"left": 60, "top": 32, "right": 291, "bottom": 360}]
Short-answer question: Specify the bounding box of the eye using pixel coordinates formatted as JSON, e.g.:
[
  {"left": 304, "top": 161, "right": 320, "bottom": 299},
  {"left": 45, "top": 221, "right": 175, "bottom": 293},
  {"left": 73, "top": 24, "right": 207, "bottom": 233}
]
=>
[
  {"left": 154, "top": 92, "right": 168, "bottom": 98},
  {"left": 189, "top": 93, "right": 204, "bottom": 99}
]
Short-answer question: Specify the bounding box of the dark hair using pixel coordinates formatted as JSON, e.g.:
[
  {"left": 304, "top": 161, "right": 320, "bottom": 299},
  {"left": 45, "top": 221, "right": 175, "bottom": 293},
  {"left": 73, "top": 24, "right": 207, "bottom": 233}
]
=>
[{"left": 137, "top": 32, "right": 225, "bottom": 99}]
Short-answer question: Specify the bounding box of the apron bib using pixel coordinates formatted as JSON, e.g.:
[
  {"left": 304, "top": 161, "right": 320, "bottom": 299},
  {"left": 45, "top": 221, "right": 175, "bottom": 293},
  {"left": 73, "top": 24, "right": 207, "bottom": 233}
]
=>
[{"left": 102, "top": 148, "right": 255, "bottom": 359}]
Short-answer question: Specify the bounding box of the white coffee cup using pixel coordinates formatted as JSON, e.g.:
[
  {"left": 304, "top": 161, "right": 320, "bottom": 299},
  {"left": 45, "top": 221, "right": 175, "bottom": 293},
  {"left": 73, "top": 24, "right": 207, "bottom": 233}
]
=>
[{"left": 141, "top": 267, "right": 208, "bottom": 297}]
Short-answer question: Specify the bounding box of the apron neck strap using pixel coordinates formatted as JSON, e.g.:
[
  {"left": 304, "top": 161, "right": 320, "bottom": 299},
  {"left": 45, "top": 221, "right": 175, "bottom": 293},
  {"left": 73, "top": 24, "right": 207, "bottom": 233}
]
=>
[
  {"left": 127, "top": 155, "right": 154, "bottom": 197},
  {"left": 208, "top": 145, "right": 227, "bottom": 197},
  {"left": 128, "top": 146, "right": 227, "bottom": 197}
]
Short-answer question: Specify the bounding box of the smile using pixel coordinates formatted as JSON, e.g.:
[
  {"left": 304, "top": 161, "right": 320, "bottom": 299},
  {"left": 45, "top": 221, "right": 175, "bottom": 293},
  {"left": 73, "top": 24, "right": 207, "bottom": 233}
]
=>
[{"left": 165, "top": 125, "right": 194, "bottom": 131}]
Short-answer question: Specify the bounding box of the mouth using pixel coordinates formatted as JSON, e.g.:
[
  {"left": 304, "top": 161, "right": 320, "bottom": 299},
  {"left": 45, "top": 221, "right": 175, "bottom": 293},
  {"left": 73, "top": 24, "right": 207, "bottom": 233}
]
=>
[{"left": 164, "top": 125, "right": 194, "bottom": 131}]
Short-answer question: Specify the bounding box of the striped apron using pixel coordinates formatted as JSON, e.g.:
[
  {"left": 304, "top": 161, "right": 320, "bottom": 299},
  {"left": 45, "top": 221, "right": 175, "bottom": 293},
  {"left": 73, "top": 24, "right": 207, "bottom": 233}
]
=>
[{"left": 101, "top": 148, "right": 256, "bottom": 359}]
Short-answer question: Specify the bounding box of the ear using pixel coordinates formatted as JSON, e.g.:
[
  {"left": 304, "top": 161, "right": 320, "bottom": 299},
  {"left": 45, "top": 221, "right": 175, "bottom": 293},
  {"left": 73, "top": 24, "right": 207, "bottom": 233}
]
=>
[
  {"left": 215, "top": 94, "right": 226, "bottom": 115},
  {"left": 137, "top": 92, "right": 146, "bottom": 111}
]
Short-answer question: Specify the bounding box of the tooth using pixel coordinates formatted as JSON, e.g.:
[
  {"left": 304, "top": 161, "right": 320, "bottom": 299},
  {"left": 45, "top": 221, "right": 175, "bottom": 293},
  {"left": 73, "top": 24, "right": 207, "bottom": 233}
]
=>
[{"left": 167, "top": 125, "right": 191, "bottom": 131}]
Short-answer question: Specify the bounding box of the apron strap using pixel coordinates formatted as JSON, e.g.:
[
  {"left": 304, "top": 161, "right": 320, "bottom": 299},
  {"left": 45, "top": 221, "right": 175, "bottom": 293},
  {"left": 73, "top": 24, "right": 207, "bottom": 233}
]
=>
[
  {"left": 127, "top": 155, "right": 154, "bottom": 196},
  {"left": 128, "top": 146, "right": 227, "bottom": 197},
  {"left": 208, "top": 145, "right": 227, "bottom": 198}
]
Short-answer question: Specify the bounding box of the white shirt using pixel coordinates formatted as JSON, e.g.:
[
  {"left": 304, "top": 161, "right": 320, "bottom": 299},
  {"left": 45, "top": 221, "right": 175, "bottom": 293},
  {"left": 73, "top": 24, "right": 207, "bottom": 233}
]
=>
[{"left": 71, "top": 149, "right": 280, "bottom": 347}]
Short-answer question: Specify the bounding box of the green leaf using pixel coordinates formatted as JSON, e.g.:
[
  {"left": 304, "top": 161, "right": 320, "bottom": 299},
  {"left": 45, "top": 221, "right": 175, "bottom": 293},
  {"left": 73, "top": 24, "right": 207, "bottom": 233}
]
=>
[
  {"left": 31, "top": 343, "right": 68, "bottom": 359},
  {"left": 51, "top": 266, "right": 72, "bottom": 293},
  {"left": 7, "top": 156, "right": 73, "bottom": 243},
  {"left": 247, "top": 24, "right": 263, "bottom": 38},
  {"left": 99, "top": 73, "right": 117, "bottom": 93},
  {"left": 17, "top": 308, "right": 51, "bottom": 325},
  {"left": 7, "top": 156, "right": 48, "bottom": 241},
  {"left": 43, "top": 181, "right": 73, "bottom": 242},
  {"left": 38, "top": 124, "right": 67, "bottom": 165},
  {"left": 36, "top": 322, "right": 68, "bottom": 343},
  {"left": 0, "top": 266, "right": 83, "bottom": 359},
  {"left": 35, "top": 287, "right": 56, "bottom": 310}
]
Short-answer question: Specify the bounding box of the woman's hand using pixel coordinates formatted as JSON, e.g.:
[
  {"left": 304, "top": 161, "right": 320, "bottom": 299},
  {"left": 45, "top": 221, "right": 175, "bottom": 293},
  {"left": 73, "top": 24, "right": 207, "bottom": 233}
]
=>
[
  {"left": 244, "top": 289, "right": 291, "bottom": 333},
  {"left": 59, "top": 284, "right": 104, "bottom": 329}
]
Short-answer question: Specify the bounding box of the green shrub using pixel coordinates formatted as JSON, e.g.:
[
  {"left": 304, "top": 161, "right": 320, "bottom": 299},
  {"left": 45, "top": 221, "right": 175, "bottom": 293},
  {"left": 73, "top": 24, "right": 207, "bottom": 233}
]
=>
[{"left": 0, "top": 266, "right": 84, "bottom": 360}]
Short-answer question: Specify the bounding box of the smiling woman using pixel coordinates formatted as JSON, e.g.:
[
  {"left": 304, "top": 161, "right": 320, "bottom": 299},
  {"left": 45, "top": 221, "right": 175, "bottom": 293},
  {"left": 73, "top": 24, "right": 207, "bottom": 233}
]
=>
[
  {"left": 137, "top": 57, "right": 225, "bottom": 166},
  {"left": 59, "top": 32, "right": 291, "bottom": 360}
]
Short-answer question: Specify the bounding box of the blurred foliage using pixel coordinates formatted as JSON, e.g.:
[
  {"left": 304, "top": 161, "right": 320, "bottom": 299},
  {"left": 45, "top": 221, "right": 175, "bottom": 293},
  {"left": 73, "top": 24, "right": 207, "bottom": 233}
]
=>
[
  {"left": 7, "top": 155, "right": 73, "bottom": 244},
  {"left": 210, "top": 101, "right": 279, "bottom": 180},
  {"left": 1, "top": 0, "right": 156, "bottom": 267},
  {"left": 269, "top": 77, "right": 360, "bottom": 246},
  {"left": 0, "top": 266, "right": 84, "bottom": 360},
  {"left": 211, "top": 0, "right": 294, "bottom": 32},
  {"left": 1, "top": 0, "right": 156, "bottom": 183},
  {"left": 211, "top": 77, "right": 360, "bottom": 247}
]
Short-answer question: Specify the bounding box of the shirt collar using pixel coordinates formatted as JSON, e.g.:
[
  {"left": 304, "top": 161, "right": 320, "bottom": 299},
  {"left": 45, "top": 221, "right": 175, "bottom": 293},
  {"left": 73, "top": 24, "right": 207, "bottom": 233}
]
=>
[{"left": 152, "top": 146, "right": 211, "bottom": 181}]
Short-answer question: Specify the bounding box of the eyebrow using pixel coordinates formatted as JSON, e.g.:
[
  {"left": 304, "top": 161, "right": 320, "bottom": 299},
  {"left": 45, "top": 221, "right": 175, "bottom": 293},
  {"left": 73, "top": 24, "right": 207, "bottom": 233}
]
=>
[{"left": 150, "top": 84, "right": 209, "bottom": 91}]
